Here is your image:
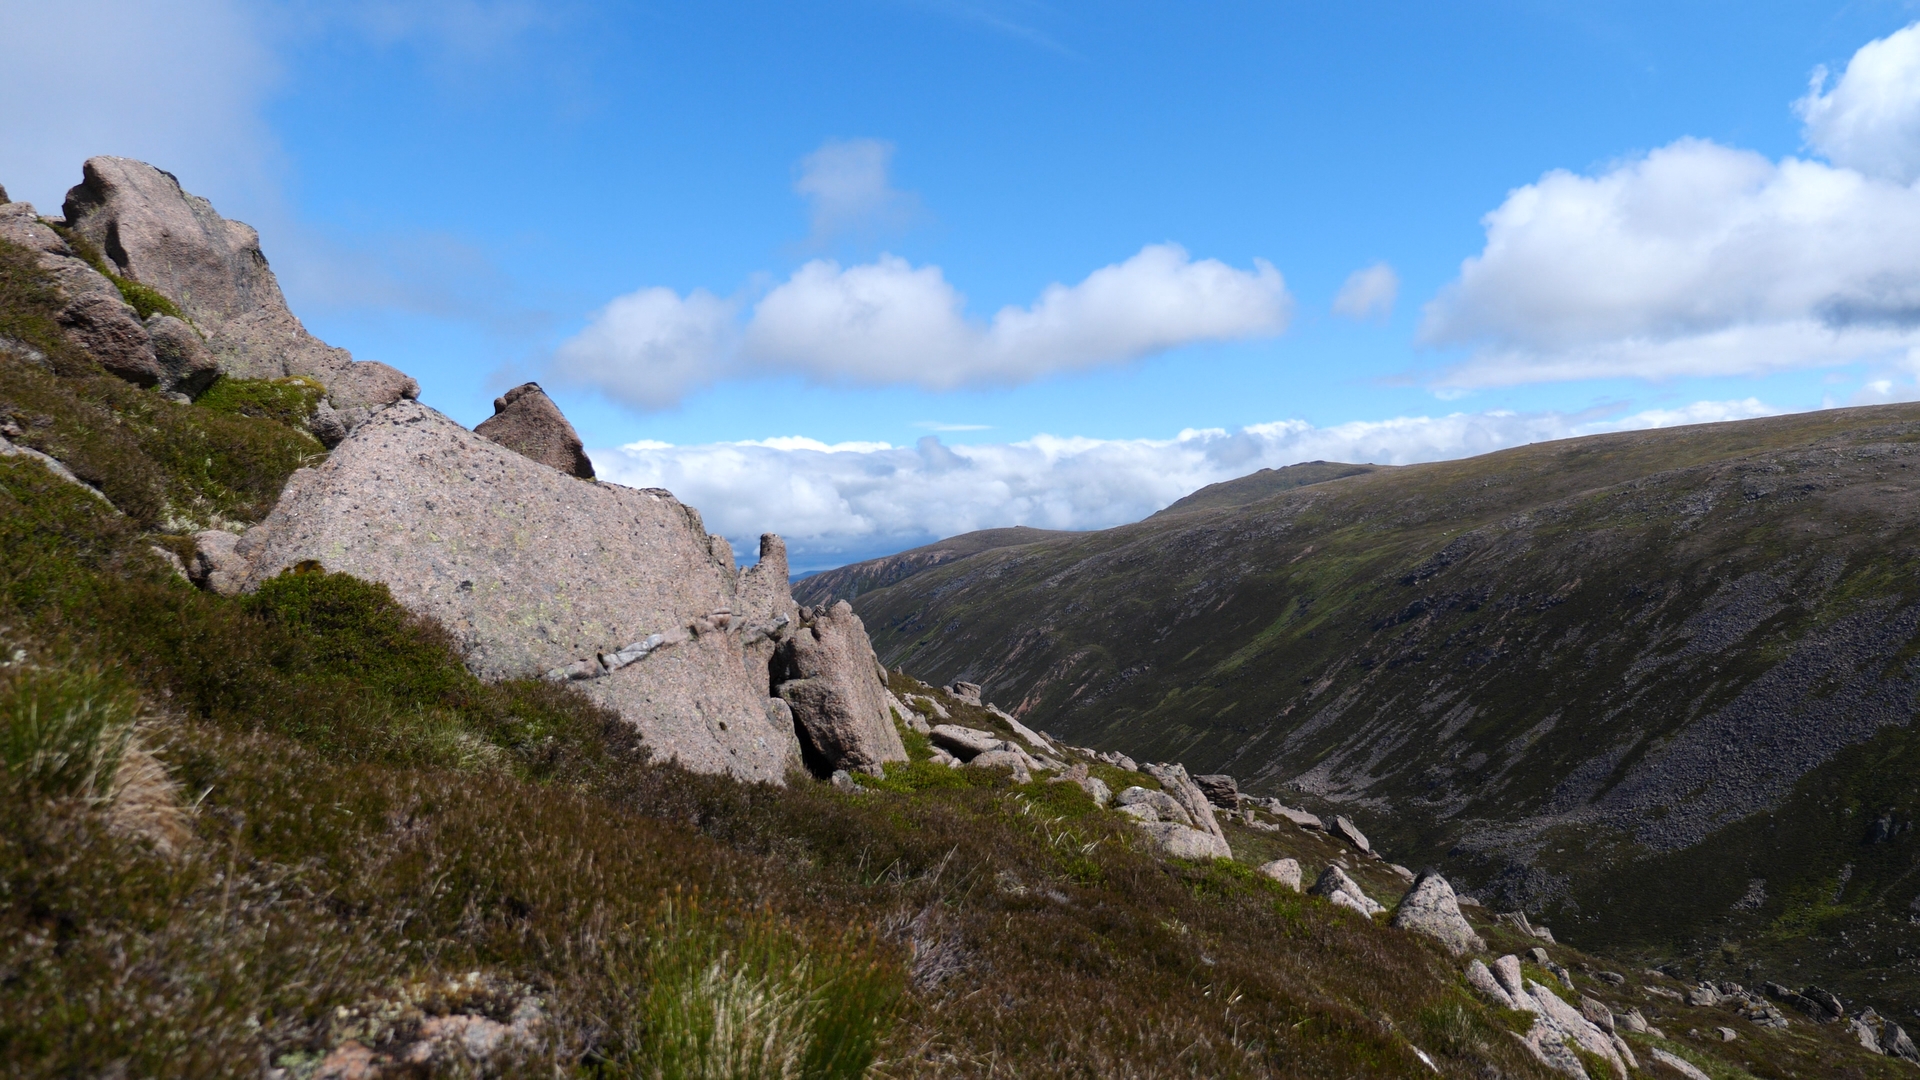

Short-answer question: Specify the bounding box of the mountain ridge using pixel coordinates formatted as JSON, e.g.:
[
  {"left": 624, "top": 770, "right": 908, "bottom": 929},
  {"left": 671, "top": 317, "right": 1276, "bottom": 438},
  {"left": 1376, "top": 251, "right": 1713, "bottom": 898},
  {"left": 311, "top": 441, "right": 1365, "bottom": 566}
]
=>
[{"left": 821, "top": 403, "right": 1920, "bottom": 1013}]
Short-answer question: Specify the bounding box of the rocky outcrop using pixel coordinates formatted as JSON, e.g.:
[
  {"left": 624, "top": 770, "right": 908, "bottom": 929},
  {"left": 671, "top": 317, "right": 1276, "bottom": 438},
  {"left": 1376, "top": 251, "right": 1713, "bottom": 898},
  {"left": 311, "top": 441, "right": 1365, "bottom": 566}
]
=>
[
  {"left": 1115, "top": 786, "right": 1193, "bottom": 826},
  {"left": 1142, "top": 762, "right": 1231, "bottom": 858},
  {"left": 1194, "top": 773, "right": 1238, "bottom": 808},
  {"left": 1469, "top": 954, "right": 1633, "bottom": 1080},
  {"left": 1389, "top": 871, "right": 1484, "bottom": 956},
  {"left": 60, "top": 157, "right": 417, "bottom": 417},
  {"left": 474, "top": 383, "right": 594, "bottom": 478},
  {"left": 0, "top": 201, "right": 172, "bottom": 390},
  {"left": 219, "top": 400, "right": 802, "bottom": 782},
  {"left": 773, "top": 601, "right": 908, "bottom": 776}
]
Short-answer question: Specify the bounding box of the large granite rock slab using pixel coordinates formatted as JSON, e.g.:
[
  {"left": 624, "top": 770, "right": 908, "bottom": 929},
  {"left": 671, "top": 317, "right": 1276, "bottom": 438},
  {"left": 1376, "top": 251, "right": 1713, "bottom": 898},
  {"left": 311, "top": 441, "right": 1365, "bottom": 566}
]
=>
[
  {"left": 474, "top": 383, "right": 594, "bottom": 478},
  {"left": 61, "top": 157, "right": 417, "bottom": 415},
  {"left": 226, "top": 400, "right": 799, "bottom": 782}
]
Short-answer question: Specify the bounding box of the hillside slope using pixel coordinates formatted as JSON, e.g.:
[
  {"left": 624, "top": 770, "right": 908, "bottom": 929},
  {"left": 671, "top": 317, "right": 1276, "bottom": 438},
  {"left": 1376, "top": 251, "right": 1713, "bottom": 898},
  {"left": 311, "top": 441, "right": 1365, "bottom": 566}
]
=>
[{"left": 831, "top": 405, "right": 1920, "bottom": 1014}]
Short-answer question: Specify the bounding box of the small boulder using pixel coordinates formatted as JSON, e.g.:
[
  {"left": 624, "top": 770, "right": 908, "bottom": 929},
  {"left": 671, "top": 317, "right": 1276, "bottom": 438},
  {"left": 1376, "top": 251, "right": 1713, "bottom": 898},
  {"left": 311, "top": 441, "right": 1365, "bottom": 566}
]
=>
[
  {"left": 946, "top": 680, "right": 983, "bottom": 705},
  {"left": 1329, "top": 814, "right": 1371, "bottom": 853},
  {"left": 473, "top": 382, "right": 594, "bottom": 478},
  {"left": 1650, "top": 1049, "right": 1710, "bottom": 1080},
  {"left": 1618, "top": 1008, "right": 1649, "bottom": 1035},
  {"left": 1388, "top": 871, "right": 1485, "bottom": 956},
  {"left": 1309, "top": 865, "right": 1384, "bottom": 916},
  {"left": 1136, "top": 821, "right": 1230, "bottom": 860},
  {"left": 1256, "top": 858, "right": 1302, "bottom": 891},
  {"left": 190, "top": 530, "right": 248, "bottom": 595},
  {"left": 1194, "top": 773, "right": 1239, "bottom": 808},
  {"left": 1117, "top": 802, "right": 1158, "bottom": 823},
  {"left": 967, "top": 749, "right": 1031, "bottom": 783},
  {"left": 929, "top": 724, "right": 1003, "bottom": 760},
  {"left": 1492, "top": 955, "right": 1528, "bottom": 1001},
  {"left": 144, "top": 314, "right": 218, "bottom": 396}
]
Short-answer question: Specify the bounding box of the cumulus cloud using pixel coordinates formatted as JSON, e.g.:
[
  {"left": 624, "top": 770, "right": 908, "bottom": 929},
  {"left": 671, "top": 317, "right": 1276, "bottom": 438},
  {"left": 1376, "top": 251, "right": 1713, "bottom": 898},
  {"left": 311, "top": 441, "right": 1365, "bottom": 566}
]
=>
[
  {"left": 0, "top": 0, "right": 280, "bottom": 213},
  {"left": 1797, "top": 22, "right": 1920, "bottom": 182},
  {"left": 553, "top": 244, "right": 1292, "bottom": 408},
  {"left": 794, "top": 138, "right": 920, "bottom": 244},
  {"left": 551, "top": 288, "right": 737, "bottom": 410},
  {"left": 1424, "top": 23, "right": 1920, "bottom": 388},
  {"left": 1332, "top": 262, "right": 1398, "bottom": 320},
  {"left": 592, "top": 397, "right": 1785, "bottom": 570}
]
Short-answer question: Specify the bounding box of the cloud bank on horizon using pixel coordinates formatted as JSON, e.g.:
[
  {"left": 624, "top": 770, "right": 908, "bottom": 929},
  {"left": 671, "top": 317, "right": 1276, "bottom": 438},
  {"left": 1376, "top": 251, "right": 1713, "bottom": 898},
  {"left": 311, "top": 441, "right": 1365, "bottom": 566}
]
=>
[
  {"left": 1425, "top": 22, "right": 1920, "bottom": 390},
  {"left": 593, "top": 397, "right": 1781, "bottom": 570}
]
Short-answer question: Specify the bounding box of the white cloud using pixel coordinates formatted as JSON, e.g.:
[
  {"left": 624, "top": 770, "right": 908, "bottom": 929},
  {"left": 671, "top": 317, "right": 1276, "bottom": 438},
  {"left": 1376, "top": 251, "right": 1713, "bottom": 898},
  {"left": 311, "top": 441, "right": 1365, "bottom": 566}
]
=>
[
  {"left": 1424, "top": 138, "right": 1920, "bottom": 386},
  {"left": 1424, "top": 23, "right": 1920, "bottom": 389},
  {"left": 1332, "top": 262, "right": 1398, "bottom": 320},
  {"left": 0, "top": 0, "right": 280, "bottom": 214},
  {"left": 550, "top": 287, "right": 738, "bottom": 410},
  {"left": 794, "top": 138, "right": 920, "bottom": 244},
  {"left": 553, "top": 243, "right": 1292, "bottom": 408},
  {"left": 591, "top": 397, "right": 1788, "bottom": 570},
  {"left": 1797, "top": 22, "right": 1920, "bottom": 182}
]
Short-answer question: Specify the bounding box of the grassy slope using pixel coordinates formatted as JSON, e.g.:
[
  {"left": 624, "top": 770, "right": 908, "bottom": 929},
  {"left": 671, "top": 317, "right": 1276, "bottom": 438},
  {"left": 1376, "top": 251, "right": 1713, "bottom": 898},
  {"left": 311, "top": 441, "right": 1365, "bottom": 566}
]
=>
[
  {"left": 832, "top": 406, "right": 1920, "bottom": 1017},
  {"left": 0, "top": 232, "right": 1638, "bottom": 1079}
]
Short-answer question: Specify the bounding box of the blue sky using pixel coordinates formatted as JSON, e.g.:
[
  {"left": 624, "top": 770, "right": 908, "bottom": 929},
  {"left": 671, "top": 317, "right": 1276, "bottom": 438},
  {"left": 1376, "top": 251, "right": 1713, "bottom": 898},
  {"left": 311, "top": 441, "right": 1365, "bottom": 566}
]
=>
[{"left": 10, "top": 1, "right": 1920, "bottom": 567}]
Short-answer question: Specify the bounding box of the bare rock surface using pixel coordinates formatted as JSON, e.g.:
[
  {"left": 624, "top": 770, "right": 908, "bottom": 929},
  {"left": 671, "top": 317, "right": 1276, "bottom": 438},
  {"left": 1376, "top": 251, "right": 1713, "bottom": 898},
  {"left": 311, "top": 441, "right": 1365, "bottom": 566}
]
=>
[
  {"left": 0, "top": 200, "right": 162, "bottom": 387},
  {"left": 227, "top": 400, "right": 798, "bottom": 781},
  {"left": 60, "top": 157, "right": 417, "bottom": 413},
  {"left": 1389, "top": 871, "right": 1485, "bottom": 956},
  {"left": 774, "top": 600, "right": 908, "bottom": 776},
  {"left": 474, "top": 382, "right": 594, "bottom": 478}
]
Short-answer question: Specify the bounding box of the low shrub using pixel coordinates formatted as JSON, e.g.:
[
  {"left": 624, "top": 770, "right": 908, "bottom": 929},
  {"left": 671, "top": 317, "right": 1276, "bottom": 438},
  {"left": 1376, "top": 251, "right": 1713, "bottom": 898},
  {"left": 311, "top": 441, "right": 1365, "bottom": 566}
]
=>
[{"left": 195, "top": 374, "right": 325, "bottom": 430}]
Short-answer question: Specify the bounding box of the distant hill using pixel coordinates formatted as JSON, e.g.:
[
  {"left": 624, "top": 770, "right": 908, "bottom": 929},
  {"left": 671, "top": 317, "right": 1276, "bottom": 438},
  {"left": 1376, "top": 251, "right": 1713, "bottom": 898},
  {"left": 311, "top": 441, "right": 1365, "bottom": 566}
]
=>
[
  {"left": 798, "top": 463, "right": 1378, "bottom": 610},
  {"left": 833, "top": 403, "right": 1920, "bottom": 1013},
  {"left": 793, "top": 526, "right": 1078, "bottom": 608},
  {"left": 1153, "top": 460, "right": 1382, "bottom": 516}
]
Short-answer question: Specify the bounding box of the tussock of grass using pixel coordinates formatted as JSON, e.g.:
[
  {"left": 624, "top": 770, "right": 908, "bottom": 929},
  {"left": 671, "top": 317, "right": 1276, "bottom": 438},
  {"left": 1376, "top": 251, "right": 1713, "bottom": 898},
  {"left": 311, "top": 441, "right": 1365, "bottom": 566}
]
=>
[{"left": 0, "top": 665, "right": 137, "bottom": 803}]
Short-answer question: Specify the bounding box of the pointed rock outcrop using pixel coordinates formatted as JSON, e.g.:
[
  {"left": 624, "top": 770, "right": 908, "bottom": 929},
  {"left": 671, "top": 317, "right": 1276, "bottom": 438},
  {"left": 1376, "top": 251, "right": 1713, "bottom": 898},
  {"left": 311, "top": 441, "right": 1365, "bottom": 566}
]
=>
[
  {"left": 474, "top": 383, "right": 594, "bottom": 478},
  {"left": 773, "top": 600, "right": 909, "bottom": 776},
  {"left": 61, "top": 157, "right": 417, "bottom": 417}
]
